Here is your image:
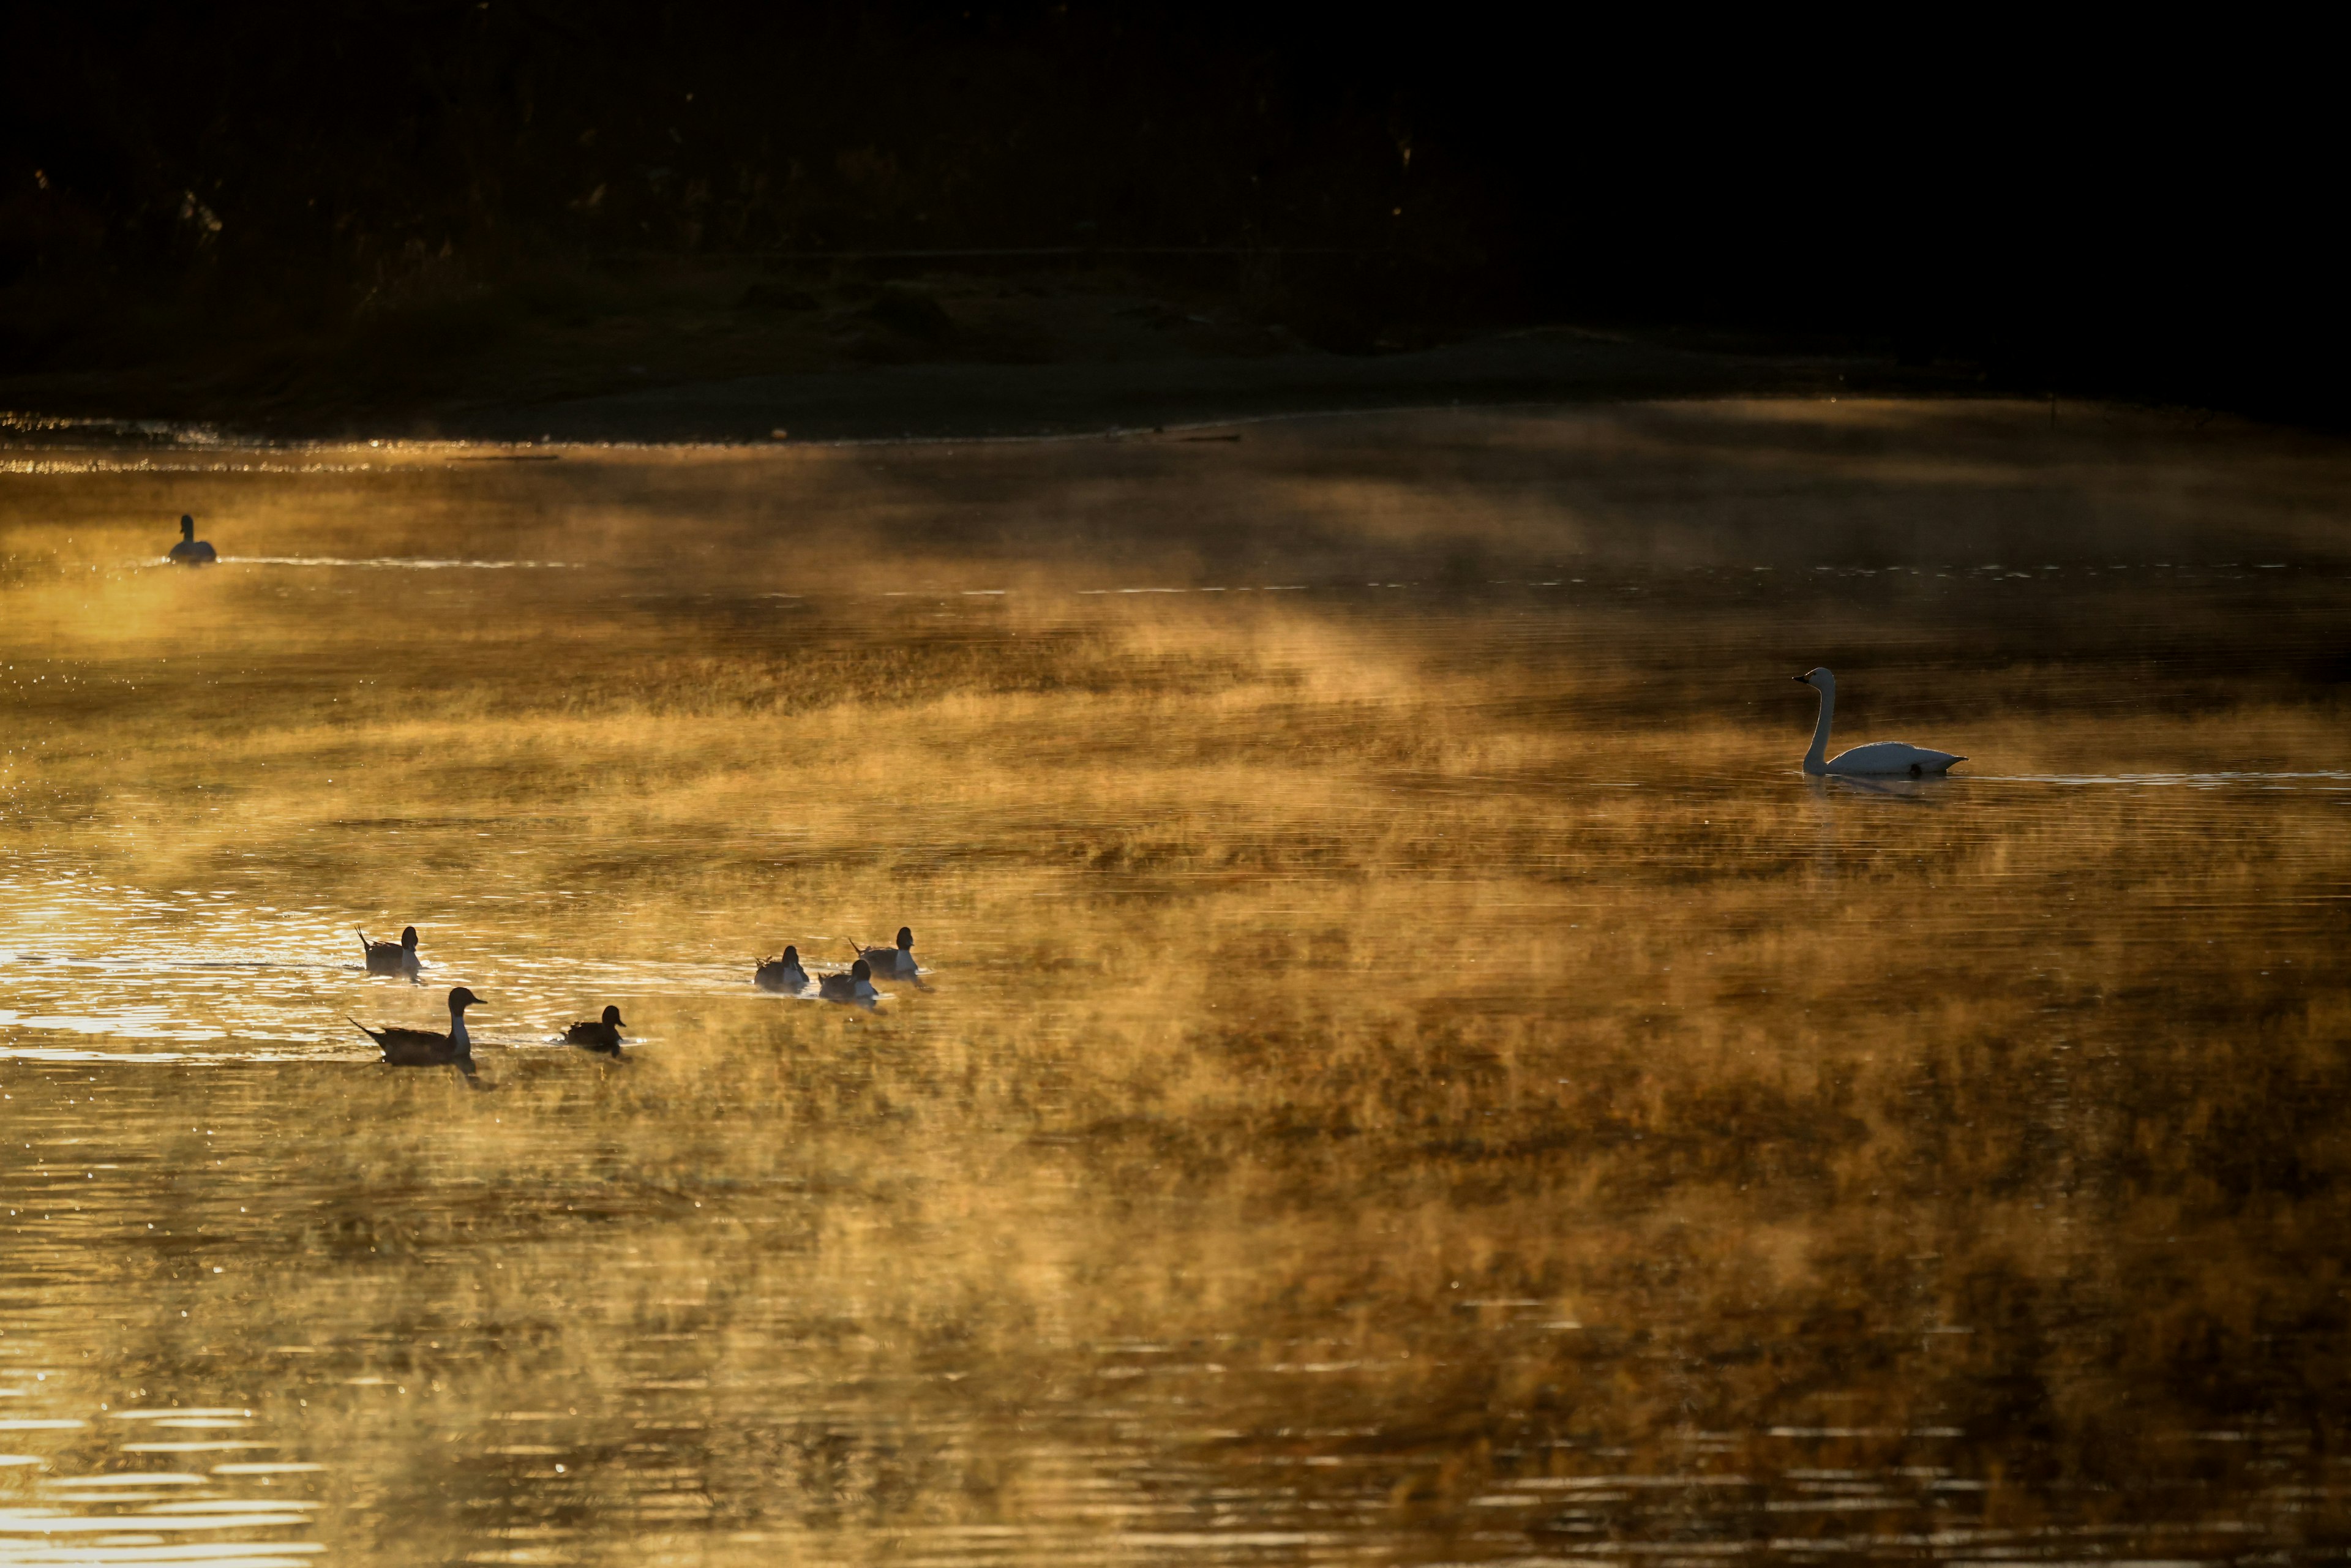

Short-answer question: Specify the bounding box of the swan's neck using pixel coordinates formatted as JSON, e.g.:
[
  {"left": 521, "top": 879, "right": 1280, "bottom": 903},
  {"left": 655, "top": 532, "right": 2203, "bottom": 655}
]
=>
[
  {"left": 448, "top": 1012, "right": 471, "bottom": 1051},
  {"left": 1805, "top": 682, "right": 1835, "bottom": 774}
]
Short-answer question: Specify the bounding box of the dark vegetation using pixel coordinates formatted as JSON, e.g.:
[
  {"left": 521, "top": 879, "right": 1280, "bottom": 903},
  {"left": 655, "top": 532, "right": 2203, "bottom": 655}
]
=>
[{"left": 1, "top": 4, "right": 2338, "bottom": 426}]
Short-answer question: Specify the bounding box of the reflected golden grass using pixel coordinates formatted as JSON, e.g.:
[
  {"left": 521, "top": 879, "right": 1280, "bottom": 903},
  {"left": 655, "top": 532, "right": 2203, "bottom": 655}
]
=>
[{"left": 6, "top": 401, "right": 2351, "bottom": 1562}]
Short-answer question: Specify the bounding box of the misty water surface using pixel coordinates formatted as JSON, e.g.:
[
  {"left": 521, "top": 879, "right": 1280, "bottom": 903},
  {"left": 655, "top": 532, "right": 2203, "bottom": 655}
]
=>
[{"left": 4, "top": 402, "right": 2350, "bottom": 1565}]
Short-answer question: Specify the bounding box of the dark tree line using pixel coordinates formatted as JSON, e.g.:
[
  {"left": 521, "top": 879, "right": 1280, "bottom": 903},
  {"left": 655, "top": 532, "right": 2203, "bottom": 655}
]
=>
[
  {"left": 1, "top": 3, "right": 2338, "bottom": 420},
  {"left": 4, "top": 5, "right": 1511, "bottom": 328}
]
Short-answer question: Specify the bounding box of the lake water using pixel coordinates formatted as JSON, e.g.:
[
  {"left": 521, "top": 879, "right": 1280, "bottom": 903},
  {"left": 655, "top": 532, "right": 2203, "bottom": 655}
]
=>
[{"left": 4, "top": 400, "right": 2350, "bottom": 1564}]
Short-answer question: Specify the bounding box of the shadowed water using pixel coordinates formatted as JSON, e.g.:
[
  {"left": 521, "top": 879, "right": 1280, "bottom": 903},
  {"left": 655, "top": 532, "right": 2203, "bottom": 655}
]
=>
[{"left": 4, "top": 401, "right": 2350, "bottom": 1564}]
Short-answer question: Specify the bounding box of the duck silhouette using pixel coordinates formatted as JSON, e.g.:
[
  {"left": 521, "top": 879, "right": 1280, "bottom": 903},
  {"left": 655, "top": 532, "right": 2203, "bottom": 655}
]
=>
[
  {"left": 356, "top": 925, "right": 422, "bottom": 978},
  {"left": 854, "top": 926, "right": 919, "bottom": 978},
  {"left": 754, "top": 945, "right": 809, "bottom": 992},
  {"left": 167, "top": 514, "right": 216, "bottom": 565},
  {"left": 350, "top": 986, "right": 488, "bottom": 1086},
  {"left": 563, "top": 1004, "right": 627, "bottom": 1057},
  {"left": 818, "top": 958, "right": 879, "bottom": 1007}
]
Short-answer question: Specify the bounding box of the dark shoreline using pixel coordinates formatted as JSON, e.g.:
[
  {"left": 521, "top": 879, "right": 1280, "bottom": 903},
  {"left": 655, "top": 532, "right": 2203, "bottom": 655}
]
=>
[
  {"left": 448, "top": 328, "right": 1898, "bottom": 446},
  {"left": 3, "top": 325, "right": 1993, "bottom": 448}
]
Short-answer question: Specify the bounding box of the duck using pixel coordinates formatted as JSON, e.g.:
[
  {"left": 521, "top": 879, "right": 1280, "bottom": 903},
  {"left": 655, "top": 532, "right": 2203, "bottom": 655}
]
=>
[
  {"left": 356, "top": 925, "right": 422, "bottom": 978},
  {"left": 817, "top": 958, "right": 879, "bottom": 1006},
  {"left": 350, "top": 986, "right": 487, "bottom": 1084},
  {"left": 754, "top": 945, "right": 809, "bottom": 992},
  {"left": 167, "top": 514, "right": 217, "bottom": 565},
  {"left": 853, "top": 927, "right": 918, "bottom": 978},
  {"left": 563, "top": 1004, "right": 627, "bottom": 1057},
  {"left": 1794, "top": 668, "right": 1965, "bottom": 777}
]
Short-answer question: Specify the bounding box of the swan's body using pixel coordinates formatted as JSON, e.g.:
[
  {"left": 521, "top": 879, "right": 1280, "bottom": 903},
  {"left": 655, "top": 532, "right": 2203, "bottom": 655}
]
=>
[
  {"left": 563, "top": 1004, "right": 626, "bottom": 1056},
  {"left": 853, "top": 927, "right": 918, "bottom": 978},
  {"left": 358, "top": 925, "right": 422, "bottom": 977},
  {"left": 167, "top": 514, "right": 216, "bottom": 565},
  {"left": 819, "top": 958, "right": 879, "bottom": 1006},
  {"left": 1795, "top": 668, "right": 1963, "bottom": 777},
  {"left": 754, "top": 945, "right": 809, "bottom": 992},
  {"left": 351, "top": 986, "right": 487, "bottom": 1084}
]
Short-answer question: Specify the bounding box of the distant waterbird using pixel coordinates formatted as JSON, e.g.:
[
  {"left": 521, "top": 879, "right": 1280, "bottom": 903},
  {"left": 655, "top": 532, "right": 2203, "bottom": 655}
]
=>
[
  {"left": 1794, "top": 668, "right": 1965, "bottom": 777},
  {"left": 563, "top": 1004, "right": 628, "bottom": 1057},
  {"left": 167, "top": 514, "right": 216, "bottom": 565},
  {"left": 357, "top": 925, "right": 422, "bottom": 977},
  {"left": 853, "top": 927, "right": 918, "bottom": 978},
  {"left": 818, "top": 958, "right": 879, "bottom": 1007},
  {"left": 754, "top": 945, "right": 809, "bottom": 992},
  {"left": 350, "top": 986, "right": 488, "bottom": 1086}
]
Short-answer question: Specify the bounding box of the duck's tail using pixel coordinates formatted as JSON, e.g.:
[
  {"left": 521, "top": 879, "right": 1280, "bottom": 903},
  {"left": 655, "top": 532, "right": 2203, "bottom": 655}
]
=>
[
  {"left": 348, "top": 1016, "right": 383, "bottom": 1045},
  {"left": 354, "top": 926, "right": 373, "bottom": 954}
]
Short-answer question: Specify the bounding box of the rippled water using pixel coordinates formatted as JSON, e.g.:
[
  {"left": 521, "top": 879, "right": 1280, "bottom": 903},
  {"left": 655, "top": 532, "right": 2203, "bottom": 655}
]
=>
[{"left": 5, "top": 400, "right": 2351, "bottom": 1564}]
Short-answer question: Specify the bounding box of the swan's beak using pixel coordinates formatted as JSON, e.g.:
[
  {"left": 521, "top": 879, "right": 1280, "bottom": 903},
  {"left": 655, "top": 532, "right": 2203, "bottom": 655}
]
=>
[{"left": 1793, "top": 673, "right": 1809, "bottom": 684}]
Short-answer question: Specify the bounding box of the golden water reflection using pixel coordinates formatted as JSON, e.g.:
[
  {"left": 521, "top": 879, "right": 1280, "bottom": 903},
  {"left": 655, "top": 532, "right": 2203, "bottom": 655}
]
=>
[{"left": 4, "top": 401, "right": 2350, "bottom": 1563}]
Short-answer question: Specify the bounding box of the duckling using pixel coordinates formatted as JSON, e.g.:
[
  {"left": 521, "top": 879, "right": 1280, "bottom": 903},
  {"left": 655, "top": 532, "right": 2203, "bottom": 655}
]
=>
[
  {"left": 853, "top": 926, "right": 918, "bottom": 978},
  {"left": 356, "top": 925, "right": 422, "bottom": 978},
  {"left": 754, "top": 945, "right": 809, "bottom": 992},
  {"left": 167, "top": 514, "right": 217, "bottom": 565},
  {"left": 817, "top": 958, "right": 879, "bottom": 1006},
  {"left": 563, "top": 1004, "right": 627, "bottom": 1057},
  {"left": 350, "top": 986, "right": 488, "bottom": 1085}
]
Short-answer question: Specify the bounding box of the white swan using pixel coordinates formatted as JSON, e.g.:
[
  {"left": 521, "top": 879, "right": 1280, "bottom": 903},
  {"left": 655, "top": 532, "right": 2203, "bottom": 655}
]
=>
[{"left": 1794, "top": 668, "right": 1964, "bottom": 776}]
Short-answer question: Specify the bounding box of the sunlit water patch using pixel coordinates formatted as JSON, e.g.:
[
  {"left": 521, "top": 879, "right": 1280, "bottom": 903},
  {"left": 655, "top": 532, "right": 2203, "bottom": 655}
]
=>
[
  {"left": 0, "top": 852, "right": 920, "bottom": 1065},
  {"left": 0, "top": 1400, "right": 320, "bottom": 1567},
  {"left": 210, "top": 558, "right": 582, "bottom": 571},
  {"left": 8, "top": 402, "right": 2351, "bottom": 1562}
]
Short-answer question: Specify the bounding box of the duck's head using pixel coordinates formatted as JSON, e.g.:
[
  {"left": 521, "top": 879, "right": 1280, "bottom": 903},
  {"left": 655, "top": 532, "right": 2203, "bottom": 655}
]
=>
[
  {"left": 179, "top": 514, "right": 196, "bottom": 541},
  {"left": 1794, "top": 667, "right": 1834, "bottom": 689},
  {"left": 448, "top": 986, "right": 486, "bottom": 1013},
  {"left": 781, "top": 945, "right": 799, "bottom": 964},
  {"left": 896, "top": 926, "right": 913, "bottom": 950},
  {"left": 601, "top": 1004, "right": 624, "bottom": 1027},
  {"left": 401, "top": 925, "right": 419, "bottom": 950},
  {"left": 850, "top": 959, "right": 871, "bottom": 981}
]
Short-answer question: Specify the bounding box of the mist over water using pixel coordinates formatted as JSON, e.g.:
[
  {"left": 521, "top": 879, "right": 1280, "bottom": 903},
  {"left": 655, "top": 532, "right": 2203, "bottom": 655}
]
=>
[{"left": 5, "top": 401, "right": 2350, "bottom": 1564}]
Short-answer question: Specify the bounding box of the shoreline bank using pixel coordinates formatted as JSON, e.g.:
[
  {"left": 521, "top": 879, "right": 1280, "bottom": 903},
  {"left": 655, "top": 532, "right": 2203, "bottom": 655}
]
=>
[{"left": 4, "top": 325, "right": 1978, "bottom": 449}]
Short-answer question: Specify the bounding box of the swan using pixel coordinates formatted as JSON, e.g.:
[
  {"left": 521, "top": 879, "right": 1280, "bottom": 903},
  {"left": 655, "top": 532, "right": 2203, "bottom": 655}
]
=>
[
  {"left": 1794, "top": 669, "right": 1964, "bottom": 777},
  {"left": 167, "top": 514, "right": 216, "bottom": 565},
  {"left": 350, "top": 986, "right": 489, "bottom": 1085}
]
